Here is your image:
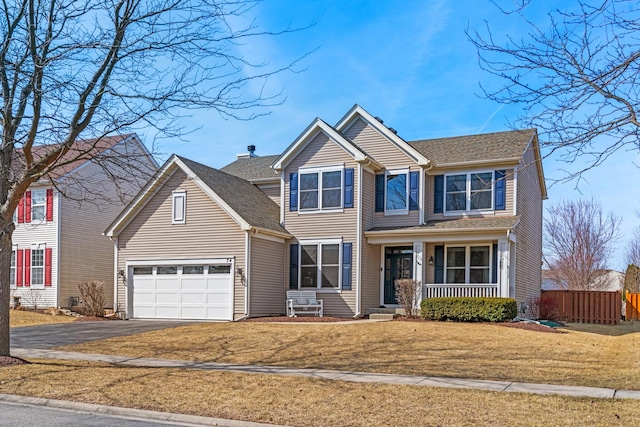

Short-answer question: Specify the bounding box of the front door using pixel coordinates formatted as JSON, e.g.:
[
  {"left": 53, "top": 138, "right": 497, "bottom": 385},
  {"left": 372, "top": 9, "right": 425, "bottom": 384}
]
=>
[{"left": 384, "top": 246, "right": 413, "bottom": 305}]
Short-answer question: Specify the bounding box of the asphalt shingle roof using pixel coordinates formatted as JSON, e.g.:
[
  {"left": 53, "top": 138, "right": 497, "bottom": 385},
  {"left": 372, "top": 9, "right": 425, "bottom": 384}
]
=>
[
  {"left": 220, "top": 155, "right": 280, "bottom": 182},
  {"left": 367, "top": 216, "right": 520, "bottom": 233},
  {"left": 177, "top": 156, "right": 288, "bottom": 236},
  {"left": 408, "top": 129, "right": 536, "bottom": 166}
]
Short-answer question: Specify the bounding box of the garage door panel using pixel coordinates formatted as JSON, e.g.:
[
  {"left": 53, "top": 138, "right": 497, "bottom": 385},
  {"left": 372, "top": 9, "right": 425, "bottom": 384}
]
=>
[{"left": 132, "top": 263, "right": 233, "bottom": 320}]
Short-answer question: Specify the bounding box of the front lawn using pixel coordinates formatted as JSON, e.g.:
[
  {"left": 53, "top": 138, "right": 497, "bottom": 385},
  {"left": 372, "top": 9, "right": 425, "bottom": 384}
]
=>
[
  {"left": 9, "top": 310, "right": 76, "bottom": 328},
  {"left": 0, "top": 359, "right": 636, "bottom": 427},
  {"left": 58, "top": 321, "right": 640, "bottom": 390}
]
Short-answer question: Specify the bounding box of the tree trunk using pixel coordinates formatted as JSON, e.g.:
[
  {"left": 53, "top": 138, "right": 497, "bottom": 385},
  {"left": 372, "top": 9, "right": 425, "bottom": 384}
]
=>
[{"left": 0, "top": 221, "right": 13, "bottom": 356}]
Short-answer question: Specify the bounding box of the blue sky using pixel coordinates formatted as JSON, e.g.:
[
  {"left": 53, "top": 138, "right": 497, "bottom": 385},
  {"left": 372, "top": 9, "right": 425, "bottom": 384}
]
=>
[{"left": 156, "top": 0, "right": 640, "bottom": 270}]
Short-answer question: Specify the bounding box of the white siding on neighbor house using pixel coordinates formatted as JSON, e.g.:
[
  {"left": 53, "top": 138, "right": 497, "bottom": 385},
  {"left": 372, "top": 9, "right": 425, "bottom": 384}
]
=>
[
  {"left": 514, "top": 147, "right": 543, "bottom": 305},
  {"left": 425, "top": 169, "right": 515, "bottom": 221},
  {"left": 283, "top": 132, "right": 358, "bottom": 317},
  {"left": 249, "top": 236, "right": 286, "bottom": 317},
  {"left": 257, "top": 184, "right": 281, "bottom": 207},
  {"left": 11, "top": 187, "right": 59, "bottom": 307},
  {"left": 116, "top": 169, "right": 247, "bottom": 317}
]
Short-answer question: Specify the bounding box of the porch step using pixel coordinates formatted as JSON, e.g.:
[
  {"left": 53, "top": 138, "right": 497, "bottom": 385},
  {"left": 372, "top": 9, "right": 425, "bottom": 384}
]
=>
[
  {"left": 368, "top": 313, "right": 396, "bottom": 321},
  {"left": 365, "top": 307, "right": 405, "bottom": 316}
]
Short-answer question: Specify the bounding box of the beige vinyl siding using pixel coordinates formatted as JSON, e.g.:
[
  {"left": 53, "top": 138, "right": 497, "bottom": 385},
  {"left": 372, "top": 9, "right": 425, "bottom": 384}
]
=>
[
  {"left": 116, "top": 169, "right": 246, "bottom": 317},
  {"left": 249, "top": 236, "right": 286, "bottom": 317},
  {"left": 425, "top": 169, "right": 515, "bottom": 221},
  {"left": 362, "top": 169, "right": 375, "bottom": 230},
  {"left": 10, "top": 186, "right": 59, "bottom": 307},
  {"left": 283, "top": 132, "right": 358, "bottom": 316},
  {"left": 424, "top": 243, "right": 440, "bottom": 285},
  {"left": 360, "top": 241, "right": 381, "bottom": 310},
  {"left": 257, "top": 184, "right": 281, "bottom": 207},
  {"left": 514, "top": 147, "right": 543, "bottom": 304},
  {"left": 342, "top": 118, "right": 415, "bottom": 169}
]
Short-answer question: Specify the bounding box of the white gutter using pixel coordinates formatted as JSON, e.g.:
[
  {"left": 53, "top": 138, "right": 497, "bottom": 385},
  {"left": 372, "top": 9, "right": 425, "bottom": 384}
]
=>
[{"left": 244, "top": 231, "right": 250, "bottom": 316}]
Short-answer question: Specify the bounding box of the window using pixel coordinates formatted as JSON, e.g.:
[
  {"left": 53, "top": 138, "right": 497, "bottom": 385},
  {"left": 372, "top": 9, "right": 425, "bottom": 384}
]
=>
[
  {"left": 299, "top": 168, "right": 343, "bottom": 211},
  {"left": 300, "top": 242, "right": 340, "bottom": 289},
  {"left": 31, "top": 249, "right": 44, "bottom": 286},
  {"left": 445, "top": 172, "right": 494, "bottom": 212},
  {"left": 31, "top": 189, "right": 46, "bottom": 221},
  {"left": 385, "top": 169, "right": 408, "bottom": 213},
  {"left": 445, "top": 245, "right": 491, "bottom": 284},
  {"left": 157, "top": 266, "right": 177, "bottom": 274},
  {"left": 10, "top": 250, "right": 15, "bottom": 288},
  {"left": 172, "top": 191, "right": 186, "bottom": 224},
  {"left": 208, "top": 265, "right": 231, "bottom": 274},
  {"left": 133, "top": 267, "right": 153, "bottom": 275},
  {"left": 183, "top": 266, "right": 204, "bottom": 274}
]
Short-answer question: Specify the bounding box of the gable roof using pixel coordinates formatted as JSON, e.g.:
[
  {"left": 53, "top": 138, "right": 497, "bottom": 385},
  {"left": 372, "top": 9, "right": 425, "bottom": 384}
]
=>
[
  {"left": 220, "top": 155, "right": 280, "bottom": 183},
  {"left": 408, "top": 129, "right": 536, "bottom": 167},
  {"left": 105, "top": 155, "right": 289, "bottom": 238},
  {"left": 272, "top": 118, "right": 382, "bottom": 171},
  {"left": 335, "top": 104, "right": 431, "bottom": 166}
]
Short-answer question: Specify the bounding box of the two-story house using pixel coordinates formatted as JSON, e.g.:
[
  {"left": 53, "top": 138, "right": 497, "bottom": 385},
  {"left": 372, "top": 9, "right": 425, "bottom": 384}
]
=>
[
  {"left": 105, "top": 105, "right": 546, "bottom": 320},
  {"left": 11, "top": 134, "right": 157, "bottom": 310}
]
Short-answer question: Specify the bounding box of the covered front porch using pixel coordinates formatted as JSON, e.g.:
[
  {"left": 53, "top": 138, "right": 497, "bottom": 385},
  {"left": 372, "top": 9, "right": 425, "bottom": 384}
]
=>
[{"left": 365, "top": 217, "right": 519, "bottom": 308}]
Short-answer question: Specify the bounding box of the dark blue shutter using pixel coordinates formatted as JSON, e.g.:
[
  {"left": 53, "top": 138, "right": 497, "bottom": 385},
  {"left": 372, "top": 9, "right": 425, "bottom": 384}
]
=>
[
  {"left": 494, "top": 170, "right": 506, "bottom": 211},
  {"left": 344, "top": 168, "right": 354, "bottom": 208},
  {"left": 434, "top": 245, "right": 444, "bottom": 284},
  {"left": 375, "top": 174, "right": 384, "bottom": 212},
  {"left": 492, "top": 243, "right": 498, "bottom": 284},
  {"left": 409, "top": 171, "right": 419, "bottom": 211},
  {"left": 342, "top": 242, "right": 352, "bottom": 290},
  {"left": 289, "top": 172, "right": 298, "bottom": 211},
  {"left": 434, "top": 175, "right": 444, "bottom": 213},
  {"left": 289, "top": 244, "right": 299, "bottom": 289}
]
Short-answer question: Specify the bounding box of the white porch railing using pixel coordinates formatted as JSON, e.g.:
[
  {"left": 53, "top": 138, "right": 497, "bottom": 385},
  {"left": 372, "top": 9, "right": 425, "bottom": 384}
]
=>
[{"left": 424, "top": 284, "right": 498, "bottom": 298}]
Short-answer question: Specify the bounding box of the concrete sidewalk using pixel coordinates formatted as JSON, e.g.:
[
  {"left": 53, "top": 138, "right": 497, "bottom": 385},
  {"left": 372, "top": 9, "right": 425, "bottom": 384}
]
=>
[{"left": 12, "top": 347, "right": 640, "bottom": 400}]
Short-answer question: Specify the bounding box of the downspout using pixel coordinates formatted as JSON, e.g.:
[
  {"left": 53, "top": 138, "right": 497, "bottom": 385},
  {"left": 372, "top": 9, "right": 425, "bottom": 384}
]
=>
[
  {"left": 355, "top": 164, "right": 363, "bottom": 318},
  {"left": 113, "top": 237, "right": 118, "bottom": 313},
  {"left": 55, "top": 189, "right": 61, "bottom": 308},
  {"left": 244, "top": 231, "right": 251, "bottom": 318}
]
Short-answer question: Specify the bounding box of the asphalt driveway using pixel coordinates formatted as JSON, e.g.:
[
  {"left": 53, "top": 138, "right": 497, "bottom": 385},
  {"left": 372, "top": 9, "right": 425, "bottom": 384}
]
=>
[{"left": 10, "top": 320, "right": 192, "bottom": 349}]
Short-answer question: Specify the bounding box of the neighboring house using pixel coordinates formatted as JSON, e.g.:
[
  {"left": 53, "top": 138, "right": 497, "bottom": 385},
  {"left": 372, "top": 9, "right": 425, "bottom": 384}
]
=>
[
  {"left": 11, "top": 134, "right": 157, "bottom": 309},
  {"left": 541, "top": 269, "right": 624, "bottom": 292},
  {"left": 106, "top": 105, "right": 547, "bottom": 320}
]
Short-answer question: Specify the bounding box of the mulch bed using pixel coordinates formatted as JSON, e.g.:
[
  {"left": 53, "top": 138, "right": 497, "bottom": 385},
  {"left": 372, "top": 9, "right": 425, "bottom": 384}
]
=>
[
  {"left": 0, "top": 356, "right": 30, "bottom": 367},
  {"left": 74, "top": 316, "right": 121, "bottom": 322},
  {"left": 243, "top": 316, "right": 353, "bottom": 322}
]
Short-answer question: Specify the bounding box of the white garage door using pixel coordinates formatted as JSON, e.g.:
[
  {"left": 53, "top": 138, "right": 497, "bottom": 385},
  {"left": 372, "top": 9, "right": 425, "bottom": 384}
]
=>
[{"left": 131, "top": 263, "right": 233, "bottom": 320}]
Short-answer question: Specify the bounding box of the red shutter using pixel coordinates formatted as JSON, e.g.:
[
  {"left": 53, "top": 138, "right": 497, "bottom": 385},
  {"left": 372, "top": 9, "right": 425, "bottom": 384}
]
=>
[
  {"left": 45, "top": 248, "right": 52, "bottom": 286},
  {"left": 17, "top": 197, "right": 24, "bottom": 223},
  {"left": 24, "top": 249, "right": 31, "bottom": 287},
  {"left": 46, "top": 189, "right": 53, "bottom": 221},
  {"left": 24, "top": 191, "right": 32, "bottom": 223},
  {"left": 16, "top": 249, "right": 23, "bottom": 287}
]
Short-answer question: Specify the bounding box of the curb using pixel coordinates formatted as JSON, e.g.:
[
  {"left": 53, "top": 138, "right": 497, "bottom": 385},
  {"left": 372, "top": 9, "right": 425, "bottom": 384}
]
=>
[{"left": 0, "top": 393, "right": 290, "bottom": 427}]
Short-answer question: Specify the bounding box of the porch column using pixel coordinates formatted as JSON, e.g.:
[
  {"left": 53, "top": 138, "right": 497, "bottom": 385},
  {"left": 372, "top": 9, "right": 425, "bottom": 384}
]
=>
[
  {"left": 413, "top": 241, "right": 424, "bottom": 301},
  {"left": 498, "top": 239, "right": 510, "bottom": 298}
]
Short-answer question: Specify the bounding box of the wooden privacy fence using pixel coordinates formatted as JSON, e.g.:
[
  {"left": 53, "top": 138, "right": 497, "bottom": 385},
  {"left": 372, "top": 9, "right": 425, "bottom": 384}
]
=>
[
  {"left": 542, "top": 290, "right": 621, "bottom": 325},
  {"left": 627, "top": 293, "right": 640, "bottom": 321}
]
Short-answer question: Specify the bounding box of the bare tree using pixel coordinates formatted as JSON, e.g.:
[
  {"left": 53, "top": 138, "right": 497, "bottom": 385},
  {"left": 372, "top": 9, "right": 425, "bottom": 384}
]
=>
[
  {"left": 468, "top": 0, "right": 640, "bottom": 181},
  {"left": 544, "top": 199, "right": 621, "bottom": 290},
  {"left": 624, "top": 264, "right": 640, "bottom": 293},
  {"left": 0, "top": 0, "right": 307, "bottom": 357},
  {"left": 626, "top": 226, "right": 640, "bottom": 267}
]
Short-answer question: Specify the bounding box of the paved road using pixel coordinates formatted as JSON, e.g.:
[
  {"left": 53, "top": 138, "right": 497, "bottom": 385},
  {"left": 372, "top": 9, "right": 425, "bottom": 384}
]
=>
[
  {"left": 10, "top": 320, "right": 192, "bottom": 349},
  {"left": 0, "top": 401, "right": 196, "bottom": 427}
]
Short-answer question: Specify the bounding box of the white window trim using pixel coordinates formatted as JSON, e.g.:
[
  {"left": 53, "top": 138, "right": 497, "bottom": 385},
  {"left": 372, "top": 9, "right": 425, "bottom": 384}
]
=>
[
  {"left": 31, "top": 189, "right": 47, "bottom": 222},
  {"left": 298, "top": 238, "right": 343, "bottom": 292},
  {"left": 384, "top": 168, "right": 410, "bottom": 216},
  {"left": 172, "top": 190, "right": 186, "bottom": 224},
  {"left": 444, "top": 243, "right": 493, "bottom": 285},
  {"left": 298, "top": 166, "right": 344, "bottom": 213},
  {"left": 10, "top": 244, "right": 17, "bottom": 289},
  {"left": 443, "top": 170, "right": 495, "bottom": 215},
  {"left": 30, "top": 243, "right": 46, "bottom": 289}
]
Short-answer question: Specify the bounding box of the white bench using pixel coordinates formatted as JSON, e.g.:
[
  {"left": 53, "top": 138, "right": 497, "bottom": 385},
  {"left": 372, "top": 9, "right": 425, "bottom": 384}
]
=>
[{"left": 286, "top": 290, "right": 323, "bottom": 317}]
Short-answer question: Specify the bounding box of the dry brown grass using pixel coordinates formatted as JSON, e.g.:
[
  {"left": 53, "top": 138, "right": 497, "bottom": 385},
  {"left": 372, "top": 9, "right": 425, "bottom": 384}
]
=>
[
  {"left": 9, "top": 310, "right": 76, "bottom": 328},
  {"left": 0, "top": 359, "right": 637, "bottom": 427},
  {"left": 59, "top": 321, "right": 640, "bottom": 390}
]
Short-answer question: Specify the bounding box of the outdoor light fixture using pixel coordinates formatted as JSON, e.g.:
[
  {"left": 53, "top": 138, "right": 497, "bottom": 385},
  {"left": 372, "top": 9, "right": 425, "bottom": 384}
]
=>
[{"left": 428, "top": 256, "right": 434, "bottom": 266}]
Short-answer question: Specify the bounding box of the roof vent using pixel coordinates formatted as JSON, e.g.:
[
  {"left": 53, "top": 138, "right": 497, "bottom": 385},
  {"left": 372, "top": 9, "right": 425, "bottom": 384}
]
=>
[
  {"left": 388, "top": 127, "right": 397, "bottom": 134},
  {"left": 247, "top": 145, "right": 256, "bottom": 157},
  {"left": 374, "top": 116, "right": 384, "bottom": 124}
]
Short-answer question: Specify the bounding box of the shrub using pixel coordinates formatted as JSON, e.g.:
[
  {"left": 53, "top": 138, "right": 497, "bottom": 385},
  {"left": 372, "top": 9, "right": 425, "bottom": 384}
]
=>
[
  {"left": 78, "top": 281, "right": 106, "bottom": 317},
  {"left": 395, "top": 279, "right": 421, "bottom": 318},
  {"left": 529, "top": 295, "right": 559, "bottom": 320},
  {"left": 420, "top": 297, "right": 517, "bottom": 322}
]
